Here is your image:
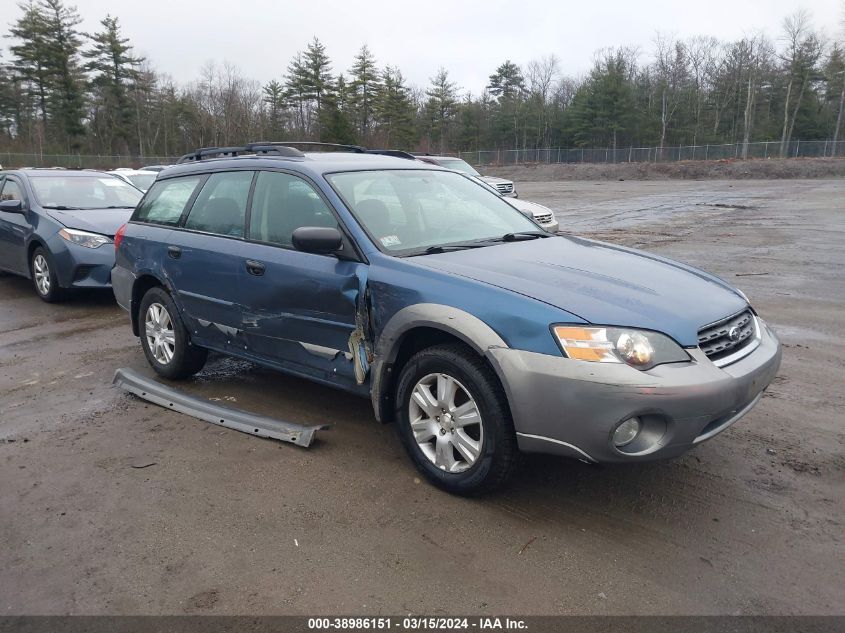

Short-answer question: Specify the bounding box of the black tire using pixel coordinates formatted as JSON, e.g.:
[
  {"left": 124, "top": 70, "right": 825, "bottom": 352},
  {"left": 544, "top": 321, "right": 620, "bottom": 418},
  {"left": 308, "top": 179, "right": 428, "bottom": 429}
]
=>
[
  {"left": 394, "top": 343, "right": 518, "bottom": 495},
  {"left": 31, "top": 246, "right": 67, "bottom": 303},
  {"left": 138, "top": 286, "right": 207, "bottom": 379}
]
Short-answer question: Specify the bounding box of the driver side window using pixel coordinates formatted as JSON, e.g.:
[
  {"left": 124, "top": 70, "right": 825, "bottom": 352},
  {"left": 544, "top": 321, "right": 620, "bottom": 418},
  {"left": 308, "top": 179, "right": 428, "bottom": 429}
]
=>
[
  {"left": 0, "top": 179, "right": 23, "bottom": 202},
  {"left": 248, "top": 171, "right": 337, "bottom": 247}
]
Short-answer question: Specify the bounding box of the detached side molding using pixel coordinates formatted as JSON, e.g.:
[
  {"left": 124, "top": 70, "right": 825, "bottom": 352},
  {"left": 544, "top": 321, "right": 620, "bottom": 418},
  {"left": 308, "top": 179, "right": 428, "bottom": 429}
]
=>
[{"left": 113, "top": 367, "right": 329, "bottom": 448}]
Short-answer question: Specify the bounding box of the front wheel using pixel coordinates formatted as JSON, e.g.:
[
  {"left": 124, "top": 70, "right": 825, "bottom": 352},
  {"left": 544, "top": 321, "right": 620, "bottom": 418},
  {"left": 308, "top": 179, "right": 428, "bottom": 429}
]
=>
[
  {"left": 139, "top": 286, "right": 207, "bottom": 379},
  {"left": 394, "top": 343, "right": 518, "bottom": 495},
  {"left": 31, "top": 247, "right": 67, "bottom": 302}
]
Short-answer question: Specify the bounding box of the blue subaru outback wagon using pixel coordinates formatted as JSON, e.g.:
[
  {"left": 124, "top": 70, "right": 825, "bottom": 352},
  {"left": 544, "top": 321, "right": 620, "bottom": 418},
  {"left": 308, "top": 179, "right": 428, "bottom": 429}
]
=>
[{"left": 112, "top": 143, "right": 782, "bottom": 494}]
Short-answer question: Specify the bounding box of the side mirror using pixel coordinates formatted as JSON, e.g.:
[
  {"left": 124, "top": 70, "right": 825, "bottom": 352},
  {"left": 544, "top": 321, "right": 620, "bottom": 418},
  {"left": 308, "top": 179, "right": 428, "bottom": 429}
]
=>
[
  {"left": 0, "top": 199, "right": 24, "bottom": 213},
  {"left": 291, "top": 226, "right": 343, "bottom": 255}
]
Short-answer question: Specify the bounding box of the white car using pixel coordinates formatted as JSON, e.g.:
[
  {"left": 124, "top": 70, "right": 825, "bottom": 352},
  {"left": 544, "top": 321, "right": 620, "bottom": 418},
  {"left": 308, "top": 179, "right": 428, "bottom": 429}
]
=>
[
  {"left": 109, "top": 169, "right": 157, "bottom": 192},
  {"left": 468, "top": 175, "right": 559, "bottom": 232},
  {"left": 506, "top": 197, "right": 559, "bottom": 233},
  {"left": 415, "top": 155, "right": 518, "bottom": 198}
]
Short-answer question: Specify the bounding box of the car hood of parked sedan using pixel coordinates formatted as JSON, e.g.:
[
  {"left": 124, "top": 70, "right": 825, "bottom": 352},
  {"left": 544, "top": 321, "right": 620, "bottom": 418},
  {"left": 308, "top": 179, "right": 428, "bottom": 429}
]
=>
[
  {"left": 478, "top": 175, "right": 513, "bottom": 185},
  {"left": 506, "top": 198, "right": 552, "bottom": 216},
  {"left": 414, "top": 235, "right": 748, "bottom": 347},
  {"left": 46, "top": 207, "right": 134, "bottom": 237}
]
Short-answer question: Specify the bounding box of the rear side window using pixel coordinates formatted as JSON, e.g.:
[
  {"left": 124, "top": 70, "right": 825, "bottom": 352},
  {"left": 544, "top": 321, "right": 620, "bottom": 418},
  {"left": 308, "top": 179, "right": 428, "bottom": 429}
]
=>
[
  {"left": 184, "top": 171, "right": 253, "bottom": 238},
  {"left": 134, "top": 176, "right": 203, "bottom": 225},
  {"left": 248, "top": 171, "right": 337, "bottom": 247},
  {"left": 0, "top": 179, "right": 23, "bottom": 202}
]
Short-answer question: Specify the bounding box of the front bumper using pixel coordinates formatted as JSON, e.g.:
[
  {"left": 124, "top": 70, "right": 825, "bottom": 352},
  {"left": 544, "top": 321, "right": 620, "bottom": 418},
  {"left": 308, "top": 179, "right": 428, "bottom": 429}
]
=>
[
  {"left": 46, "top": 234, "right": 116, "bottom": 289},
  {"left": 487, "top": 319, "right": 782, "bottom": 463}
]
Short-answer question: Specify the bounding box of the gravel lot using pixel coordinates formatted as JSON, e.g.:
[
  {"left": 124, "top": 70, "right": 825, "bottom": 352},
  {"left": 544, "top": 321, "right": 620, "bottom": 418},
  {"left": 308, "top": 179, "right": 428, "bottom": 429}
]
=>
[{"left": 1, "top": 179, "right": 843, "bottom": 615}]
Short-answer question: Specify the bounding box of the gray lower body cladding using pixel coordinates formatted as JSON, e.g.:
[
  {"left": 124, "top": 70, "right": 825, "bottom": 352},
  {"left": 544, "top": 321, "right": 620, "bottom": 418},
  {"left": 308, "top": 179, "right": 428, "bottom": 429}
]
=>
[
  {"left": 487, "top": 319, "right": 782, "bottom": 463},
  {"left": 112, "top": 367, "right": 329, "bottom": 447}
]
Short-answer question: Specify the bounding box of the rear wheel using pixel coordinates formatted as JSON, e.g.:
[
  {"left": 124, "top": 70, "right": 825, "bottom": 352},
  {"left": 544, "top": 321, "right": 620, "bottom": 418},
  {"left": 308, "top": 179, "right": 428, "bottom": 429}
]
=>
[
  {"left": 395, "top": 343, "right": 518, "bottom": 495},
  {"left": 139, "top": 286, "right": 207, "bottom": 379},
  {"left": 31, "top": 247, "right": 67, "bottom": 303}
]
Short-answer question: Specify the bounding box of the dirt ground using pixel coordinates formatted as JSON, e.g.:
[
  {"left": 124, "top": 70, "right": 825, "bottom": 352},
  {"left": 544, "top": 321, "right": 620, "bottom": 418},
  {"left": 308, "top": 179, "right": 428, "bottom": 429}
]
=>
[
  {"left": 1, "top": 179, "right": 843, "bottom": 616},
  {"left": 486, "top": 157, "right": 845, "bottom": 181}
]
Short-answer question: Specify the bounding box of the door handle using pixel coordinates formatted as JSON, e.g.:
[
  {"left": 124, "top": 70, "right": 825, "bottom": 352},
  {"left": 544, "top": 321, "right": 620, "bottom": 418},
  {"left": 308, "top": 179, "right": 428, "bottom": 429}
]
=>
[
  {"left": 167, "top": 246, "right": 182, "bottom": 259},
  {"left": 245, "top": 260, "right": 265, "bottom": 276}
]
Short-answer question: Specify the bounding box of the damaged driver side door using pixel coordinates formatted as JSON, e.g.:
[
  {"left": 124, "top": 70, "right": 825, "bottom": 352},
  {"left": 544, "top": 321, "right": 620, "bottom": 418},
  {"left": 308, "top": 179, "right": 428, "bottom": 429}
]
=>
[{"left": 236, "top": 170, "right": 366, "bottom": 390}]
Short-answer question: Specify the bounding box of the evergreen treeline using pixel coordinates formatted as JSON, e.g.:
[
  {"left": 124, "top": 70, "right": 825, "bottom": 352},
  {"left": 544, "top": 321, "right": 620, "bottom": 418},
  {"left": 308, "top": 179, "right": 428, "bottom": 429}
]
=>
[{"left": 1, "top": 1, "right": 843, "bottom": 158}]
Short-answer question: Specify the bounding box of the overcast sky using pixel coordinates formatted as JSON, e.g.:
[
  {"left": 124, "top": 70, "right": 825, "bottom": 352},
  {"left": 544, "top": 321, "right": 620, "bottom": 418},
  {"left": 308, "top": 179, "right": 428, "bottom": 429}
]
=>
[{"left": 5, "top": 0, "right": 843, "bottom": 93}]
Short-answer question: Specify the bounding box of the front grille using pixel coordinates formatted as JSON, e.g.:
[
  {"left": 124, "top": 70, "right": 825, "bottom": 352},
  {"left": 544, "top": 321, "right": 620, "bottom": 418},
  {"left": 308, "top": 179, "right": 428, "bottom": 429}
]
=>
[
  {"left": 534, "top": 212, "right": 554, "bottom": 224},
  {"left": 496, "top": 182, "right": 514, "bottom": 194},
  {"left": 698, "top": 309, "right": 756, "bottom": 364}
]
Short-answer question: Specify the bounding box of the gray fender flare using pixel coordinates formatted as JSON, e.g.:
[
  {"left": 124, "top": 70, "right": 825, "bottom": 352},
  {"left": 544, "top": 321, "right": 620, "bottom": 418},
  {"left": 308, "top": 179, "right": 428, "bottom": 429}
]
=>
[{"left": 369, "top": 303, "right": 509, "bottom": 422}]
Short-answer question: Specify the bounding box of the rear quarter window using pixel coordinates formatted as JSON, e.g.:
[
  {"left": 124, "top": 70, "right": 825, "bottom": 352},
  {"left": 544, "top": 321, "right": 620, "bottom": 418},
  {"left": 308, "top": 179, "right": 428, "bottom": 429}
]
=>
[{"left": 133, "top": 176, "right": 203, "bottom": 225}]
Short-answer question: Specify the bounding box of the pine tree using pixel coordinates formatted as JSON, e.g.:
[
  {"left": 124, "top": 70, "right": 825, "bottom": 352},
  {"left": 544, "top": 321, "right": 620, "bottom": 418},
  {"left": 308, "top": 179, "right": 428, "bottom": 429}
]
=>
[
  {"left": 487, "top": 60, "right": 525, "bottom": 149},
  {"left": 424, "top": 68, "right": 458, "bottom": 153},
  {"left": 568, "top": 51, "right": 636, "bottom": 148},
  {"left": 348, "top": 44, "right": 380, "bottom": 142},
  {"left": 0, "top": 58, "right": 17, "bottom": 138},
  {"left": 8, "top": 1, "right": 52, "bottom": 132},
  {"left": 84, "top": 14, "right": 143, "bottom": 154},
  {"left": 263, "top": 80, "right": 286, "bottom": 139},
  {"left": 375, "top": 66, "right": 415, "bottom": 148},
  {"left": 284, "top": 51, "right": 313, "bottom": 136},
  {"left": 319, "top": 76, "right": 356, "bottom": 144},
  {"left": 40, "top": 0, "right": 86, "bottom": 149},
  {"left": 304, "top": 37, "right": 333, "bottom": 132}
]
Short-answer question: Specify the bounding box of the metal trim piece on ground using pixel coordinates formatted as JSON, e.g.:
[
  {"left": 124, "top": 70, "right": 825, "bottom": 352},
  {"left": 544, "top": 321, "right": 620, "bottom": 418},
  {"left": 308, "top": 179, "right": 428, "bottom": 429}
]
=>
[{"left": 112, "top": 367, "right": 329, "bottom": 448}]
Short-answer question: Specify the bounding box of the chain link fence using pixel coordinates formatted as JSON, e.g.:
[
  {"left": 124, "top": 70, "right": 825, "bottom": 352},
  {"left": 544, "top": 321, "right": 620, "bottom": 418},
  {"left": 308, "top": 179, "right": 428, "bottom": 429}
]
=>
[
  {"left": 0, "top": 153, "right": 178, "bottom": 169},
  {"left": 458, "top": 140, "right": 845, "bottom": 166},
  {"left": 2, "top": 140, "right": 844, "bottom": 170}
]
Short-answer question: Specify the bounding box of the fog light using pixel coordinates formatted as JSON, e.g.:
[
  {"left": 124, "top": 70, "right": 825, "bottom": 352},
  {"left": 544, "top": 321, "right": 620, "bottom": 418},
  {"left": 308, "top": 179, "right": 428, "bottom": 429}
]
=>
[{"left": 613, "top": 417, "right": 642, "bottom": 447}]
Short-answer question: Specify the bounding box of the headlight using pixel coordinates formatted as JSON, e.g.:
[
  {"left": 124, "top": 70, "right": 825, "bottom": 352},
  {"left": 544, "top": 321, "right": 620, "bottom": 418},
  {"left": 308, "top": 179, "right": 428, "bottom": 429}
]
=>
[
  {"left": 59, "top": 228, "right": 112, "bottom": 249},
  {"left": 552, "top": 325, "right": 690, "bottom": 370}
]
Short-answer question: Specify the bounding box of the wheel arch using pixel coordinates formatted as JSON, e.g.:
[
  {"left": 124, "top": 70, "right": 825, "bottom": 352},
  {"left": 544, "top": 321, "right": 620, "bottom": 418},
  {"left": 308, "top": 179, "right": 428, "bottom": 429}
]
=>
[
  {"left": 26, "top": 238, "right": 47, "bottom": 278},
  {"left": 370, "top": 304, "right": 511, "bottom": 424},
  {"left": 130, "top": 274, "right": 166, "bottom": 336}
]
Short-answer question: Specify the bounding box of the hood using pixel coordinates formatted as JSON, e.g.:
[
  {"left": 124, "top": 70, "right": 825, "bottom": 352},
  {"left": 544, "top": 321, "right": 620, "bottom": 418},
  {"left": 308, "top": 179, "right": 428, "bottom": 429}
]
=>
[
  {"left": 478, "top": 175, "right": 513, "bottom": 186},
  {"left": 46, "top": 207, "right": 134, "bottom": 237},
  {"left": 414, "top": 236, "right": 747, "bottom": 347},
  {"left": 506, "top": 198, "right": 551, "bottom": 216}
]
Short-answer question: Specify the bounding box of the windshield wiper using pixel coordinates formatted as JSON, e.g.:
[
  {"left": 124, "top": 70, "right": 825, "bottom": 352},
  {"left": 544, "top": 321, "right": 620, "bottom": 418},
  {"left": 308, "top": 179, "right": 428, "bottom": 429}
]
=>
[
  {"left": 404, "top": 242, "right": 494, "bottom": 257},
  {"left": 93, "top": 205, "right": 135, "bottom": 209},
  {"left": 42, "top": 204, "right": 83, "bottom": 210},
  {"left": 500, "top": 231, "right": 550, "bottom": 242}
]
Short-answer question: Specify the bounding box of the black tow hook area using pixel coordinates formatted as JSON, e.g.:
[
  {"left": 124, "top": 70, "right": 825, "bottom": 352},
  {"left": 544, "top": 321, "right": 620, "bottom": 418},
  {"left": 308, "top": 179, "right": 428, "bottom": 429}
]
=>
[{"left": 112, "top": 367, "right": 329, "bottom": 448}]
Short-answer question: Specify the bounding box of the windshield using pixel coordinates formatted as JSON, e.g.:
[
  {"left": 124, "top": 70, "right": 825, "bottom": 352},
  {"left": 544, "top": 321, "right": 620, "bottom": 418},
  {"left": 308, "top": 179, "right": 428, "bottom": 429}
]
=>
[
  {"left": 31, "top": 175, "right": 143, "bottom": 210},
  {"left": 434, "top": 158, "right": 481, "bottom": 177},
  {"left": 327, "top": 170, "right": 539, "bottom": 255},
  {"left": 125, "top": 173, "right": 156, "bottom": 191}
]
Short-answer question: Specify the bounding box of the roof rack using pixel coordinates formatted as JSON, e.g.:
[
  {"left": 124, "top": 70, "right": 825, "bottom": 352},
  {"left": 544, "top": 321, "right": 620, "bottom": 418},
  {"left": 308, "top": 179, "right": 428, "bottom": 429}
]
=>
[
  {"left": 177, "top": 140, "right": 438, "bottom": 166},
  {"left": 177, "top": 143, "right": 306, "bottom": 164},
  {"left": 275, "top": 141, "right": 367, "bottom": 153},
  {"left": 365, "top": 149, "right": 417, "bottom": 160}
]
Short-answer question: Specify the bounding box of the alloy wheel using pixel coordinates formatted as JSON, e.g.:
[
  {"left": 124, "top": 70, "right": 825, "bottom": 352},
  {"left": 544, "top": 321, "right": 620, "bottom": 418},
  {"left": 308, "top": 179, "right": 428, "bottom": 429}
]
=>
[
  {"left": 408, "top": 372, "right": 484, "bottom": 473},
  {"left": 33, "top": 254, "right": 50, "bottom": 295},
  {"left": 144, "top": 302, "right": 176, "bottom": 364}
]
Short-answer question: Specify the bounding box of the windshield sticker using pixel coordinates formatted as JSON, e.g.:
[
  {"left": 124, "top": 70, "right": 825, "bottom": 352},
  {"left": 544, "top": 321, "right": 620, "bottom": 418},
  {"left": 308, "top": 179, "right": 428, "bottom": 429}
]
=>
[{"left": 380, "top": 235, "right": 401, "bottom": 247}]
